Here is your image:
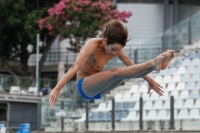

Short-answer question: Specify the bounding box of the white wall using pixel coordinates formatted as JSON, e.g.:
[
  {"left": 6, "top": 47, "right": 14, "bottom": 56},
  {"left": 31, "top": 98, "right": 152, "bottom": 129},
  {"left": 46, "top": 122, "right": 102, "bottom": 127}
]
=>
[{"left": 117, "top": 3, "right": 164, "bottom": 46}]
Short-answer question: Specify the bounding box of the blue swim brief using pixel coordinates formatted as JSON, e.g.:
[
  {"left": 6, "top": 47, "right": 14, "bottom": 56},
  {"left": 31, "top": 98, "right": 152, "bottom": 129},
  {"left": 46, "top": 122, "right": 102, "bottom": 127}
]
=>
[{"left": 77, "top": 78, "right": 101, "bottom": 100}]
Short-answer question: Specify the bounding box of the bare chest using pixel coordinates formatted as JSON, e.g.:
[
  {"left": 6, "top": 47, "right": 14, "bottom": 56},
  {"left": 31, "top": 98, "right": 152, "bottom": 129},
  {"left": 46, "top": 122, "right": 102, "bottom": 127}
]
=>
[{"left": 87, "top": 51, "right": 114, "bottom": 67}]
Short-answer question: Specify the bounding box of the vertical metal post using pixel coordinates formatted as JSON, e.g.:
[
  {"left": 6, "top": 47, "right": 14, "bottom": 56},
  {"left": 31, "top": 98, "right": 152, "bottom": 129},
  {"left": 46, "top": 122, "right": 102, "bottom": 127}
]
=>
[
  {"left": 173, "top": 0, "right": 178, "bottom": 25},
  {"left": 134, "top": 49, "right": 138, "bottom": 64},
  {"left": 85, "top": 100, "right": 89, "bottom": 131},
  {"left": 139, "top": 96, "right": 143, "bottom": 130},
  {"left": 170, "top": 96, "right": 175, "bottom": 129},
  {"left": 164, "top": 0, "right": 169, "bottom": 30},
  {"left": 188, "top": 19, "right": 192, "bottom": 45},
  {"left": 112, "top": 98, "right": 115, "bottom": 131},
  {"left": 61, "top": 101, "right": 64, "bottom": 131},
  {"left": 36, "top": 34, "right": 39, "bottom": 93}
]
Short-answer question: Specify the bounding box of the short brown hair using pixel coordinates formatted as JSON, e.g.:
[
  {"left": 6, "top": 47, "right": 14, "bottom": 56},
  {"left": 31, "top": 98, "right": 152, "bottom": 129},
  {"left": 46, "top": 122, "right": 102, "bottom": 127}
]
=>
[{"left": 102, "top": 19, "right": 128, "bottom": 47}]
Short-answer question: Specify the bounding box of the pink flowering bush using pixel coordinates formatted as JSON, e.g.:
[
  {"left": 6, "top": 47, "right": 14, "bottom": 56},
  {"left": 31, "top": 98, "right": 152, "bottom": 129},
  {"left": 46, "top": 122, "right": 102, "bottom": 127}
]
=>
[{"left": 38, "top": 0, "right": 132, "bottom": 52}]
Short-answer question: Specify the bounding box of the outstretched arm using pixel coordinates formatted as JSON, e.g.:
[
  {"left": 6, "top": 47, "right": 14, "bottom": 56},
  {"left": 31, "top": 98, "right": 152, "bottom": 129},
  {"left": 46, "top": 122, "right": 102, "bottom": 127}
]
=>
[
  {"left": 116, "top": 50, "right": 152, "bottom": 80},
  {"left": 116, "top": 50, "right": 164, "bottom": 95}
]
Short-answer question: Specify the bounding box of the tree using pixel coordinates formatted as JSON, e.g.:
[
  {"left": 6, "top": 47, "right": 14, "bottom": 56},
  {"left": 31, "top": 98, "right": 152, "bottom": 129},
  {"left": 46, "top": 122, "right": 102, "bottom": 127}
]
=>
[
  {"left": 0, "top": 0, "right": 59, "bottom": 77},
  {"left": 39, "top": 0, "right": 132, "bottom": 52}
]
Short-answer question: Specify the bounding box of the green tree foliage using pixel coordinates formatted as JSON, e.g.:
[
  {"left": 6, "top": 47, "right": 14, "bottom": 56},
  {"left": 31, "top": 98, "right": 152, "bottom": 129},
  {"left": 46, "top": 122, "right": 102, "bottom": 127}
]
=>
[
  {"left": 0, "top": 0, "right": 59, "bottom": 76},
  {"left": 39, "top": 0, "right": 132, "bottom": 52}
]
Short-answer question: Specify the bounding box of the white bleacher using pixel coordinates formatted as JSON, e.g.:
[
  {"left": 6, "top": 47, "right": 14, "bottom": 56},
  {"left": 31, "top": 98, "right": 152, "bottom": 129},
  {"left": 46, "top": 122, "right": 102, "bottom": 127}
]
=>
[
  {"left": 174, "top": 100, "right": 184, "bottom": 109},
  {"left": 92, "top": 102, "right": 106, "bottom": 112},
  {"left": 162, "top": 75, "right": 172, "bottom": 83},
  {"left": 144, "top": 110, "right": 157, "bottom": 121},
  {"left": 185, "top": 81, "right": 195, "bottom": 90},
  {"left": 143, "top": 101, "right": 153, "bottom": 110},
  {"left": 171, "top": 75, "right": 181, "bottom": 82},
  {"left": 28, "top": 87, "right": 38, "bottom": 95},
  {"left": 176, "top": 66, "right": 186, "bottom": 74},
  {"left": 86, "top": 41, "right": 200, "bottom": 131},
  {"left": 181, "top": 73, "right": 191, "bottom": 82},
  {"left": 121, "top": 93, "right": 132, "bottom": 102},
  {"left": 179, "top": 90, "right": 189, "bottom": 99},
  {"left": 191, "top": 73, "right": 200, "bottom": 81},
  {"left": 182, "top": 99, "right": 194, "bottom": 109},
  {"left": 152, "top": 101, "right": 163, "bottom": 109},
  {"left": 175, "top": 82, "right": 185, "bottom": 90},
  {"left": 186, "top": 66, "right": 195, "bottom": 73},
  {"left": 191, "top": 58, "right": 199, "bottom": 66},
  {"left": 166, "top": 83, "right": 176, "bottom": 92},
  {"left": 154, "top": 110, "right": 168, "bottom": 121},
  {"left": 130, "top": 93, "right": 140, "bottom": 101},
  {"left": 196, "top": 65, "right": 200, "bottom": 72},
  {"left": 138, "top": 84, "right": 148, "bottom": 93},
  {"left": 10, "top": 86, "right": 20, "bottom": 94},
  {"left": 129, "top": 84, "right": 139, "bottom": 93},
  {"left": 182, "top": 58, "right": 191, "bottom": 66}
]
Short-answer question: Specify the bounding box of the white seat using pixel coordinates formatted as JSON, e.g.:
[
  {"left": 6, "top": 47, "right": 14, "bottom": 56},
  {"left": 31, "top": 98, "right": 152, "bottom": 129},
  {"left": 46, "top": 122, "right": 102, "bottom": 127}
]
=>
[
  {"left": 176, "top": 109, "right": 189, "bottom": 120},
  {"left": 121, "top": 93, "right": 132, "bottom": 102},
  {"left": 187, "top": 109, "right": 200, "bottom": 120},
  {"left": 179, "top": 90, "right": 189, "bottom": 99},
  {"left": 175, "top": 99, "right": 184, "bottom": 109},
  {"left": 158, "top": 69, "right": 168, "bottom": 75},
  {"left": 189, "top": 90, "right": 199, "bottom": 98},
  {"left": 185, "top": 81, "right": 196, "bottom": 90},
  {"left": 183, "top": 99, "right": 194, "bottom": 109},
  {"left": 154, "top": 75, "right": 163, "bottom": 83},
  {"left": 142, "top": 93, "right": 150, "bottom": 101},
  {"left": 143, "top": 101, "right": 153, "bottom": 110},
  {"left": 10, "top": 86, "right": 20, "bottom": 94},
  {"left": 177, "top": 66, "right": 186, "bottom": 74},
  {"left": 191, "top": 58, "right": 200, "bottom": 66},
  {"left": 182, "top": 59, "right": 191, "bottom": 66},
  {"left": 195, "top": 65, "right": 200, "bottom": 73},
  {"left": 74, "top": 113, "right": 86, "bottom": 122},
  {"left": 130, "top": 93, "right": 140, "bottom": 101},
  {"left": 92, "top": 102, "right": 106, "bottom": 112},
  {"left": 181, "top": 74, "right": 191, "bottom": 82},
  {"left": 176, "top": 82, "right": 186, "bottom": 90},
  {"left": 195, "top": 81, "right": 200, "bottom": 89},
  {"left": 162, "top": 75, "right": 172, "bottom": 83},
  {"left": 28, "top": 87, "right": 38, "bottom": 95},
  {"left": 170, "top": 91, "right": 179, "bottom": 99},
  {"left": 160, "top": 92, "right": 169, "bottom": 100},
  {"left": 162, "top": 100, "right": 170, "bottom": 109},
  {"left": 130, "top": 84, "right": 139, "bottom": 93},
  {"left": 186, "top": 66, "right": 195, "bottom": 74},
  {"left": 194, "top": 99, "right": 200, "bottom": 108},
  {"left": 115, "top": 93, "right": 122, "bottom": 102},
  {"left": 168, "top": 67, "right": 177, "bottom": 75},
  {"left": 154, "top": 110, "right": 168, "bottom": 120},
  {"left": 144, "top": 110, "right": 157, "bottom": 121},
  {"left": 152, "top": 101, "right": 163, "bottom": 109},
  {"left": 191, "top": 73, "right": 200, "bottom": 81},
  {"left": 104, "top": 100, "right": 112, "bottom": 112},
  {"left": 172, "top": 75, "right": 181, "bottom": 82},
  {"left": 149, "top": 92, "right": 160, "bottom": 100},
  {"left": 138, "top": 84, "right": 148, "bottom": 93},
  {"left": 166, "top": 83, "right": 176, "bottom": 92},
  {"left": 121, "top": 111, "right": 137, "bottom": 121},
  {"left": 129, "top": 101, "right": 139, "bottom": 111}
]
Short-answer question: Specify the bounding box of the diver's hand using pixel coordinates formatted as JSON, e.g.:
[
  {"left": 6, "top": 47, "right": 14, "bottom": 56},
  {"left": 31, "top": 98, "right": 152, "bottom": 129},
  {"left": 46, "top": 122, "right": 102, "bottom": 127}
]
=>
[
  {"left": 147, "top": 79, "right": 164, "bottom": 96},
  {"left": 49, "top": 89, "right": 59, "bottom": 108}
]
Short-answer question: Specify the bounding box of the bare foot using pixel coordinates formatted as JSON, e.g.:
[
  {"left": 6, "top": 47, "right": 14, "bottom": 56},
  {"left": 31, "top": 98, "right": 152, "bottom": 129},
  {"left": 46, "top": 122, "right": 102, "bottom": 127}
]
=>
[
  {"left": 162, "top": 50, "right": 175, "bottom": 69},
  {"left": 153, "top": 51, "right": 174, "bottom": 71}
]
